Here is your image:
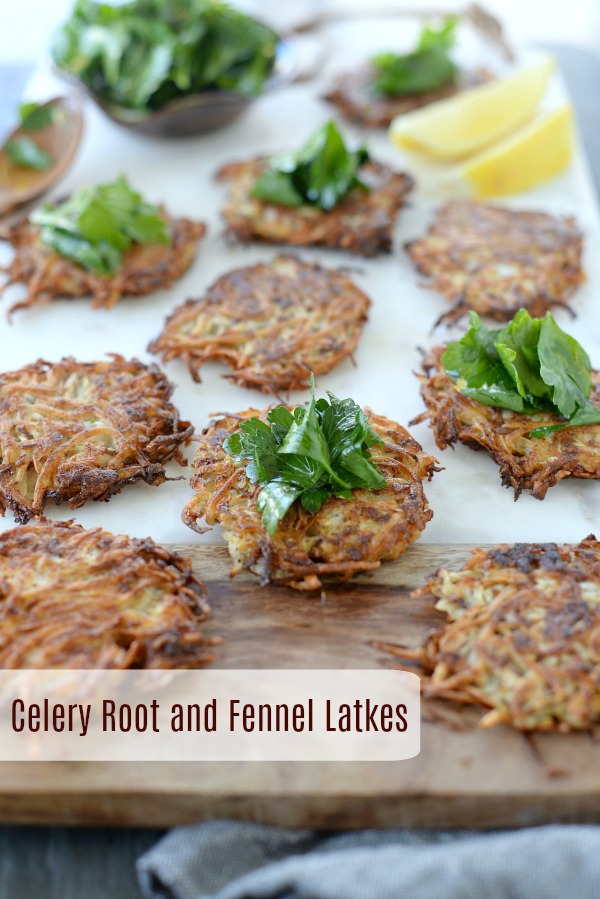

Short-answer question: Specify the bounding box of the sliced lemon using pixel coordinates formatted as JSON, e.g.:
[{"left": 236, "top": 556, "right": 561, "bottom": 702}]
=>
[
  {"left": 462, "top": 104, "right": 574, "bottom": 197},
  {"left": 389, "top": 56, "right": 555, "bottom": 161}
]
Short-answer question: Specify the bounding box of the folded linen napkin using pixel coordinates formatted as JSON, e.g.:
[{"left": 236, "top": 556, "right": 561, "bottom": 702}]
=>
[{"left": 137, "top": 821, "right": 600, "bottom": 899}]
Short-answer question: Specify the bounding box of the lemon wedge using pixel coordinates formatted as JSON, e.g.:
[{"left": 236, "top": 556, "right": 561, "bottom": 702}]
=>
[
  {"left": 389, "top": 56, "right": 555, "bottom": 161},
  {"left": 462, "top": 104, "right": 574, "bottom": 197}
]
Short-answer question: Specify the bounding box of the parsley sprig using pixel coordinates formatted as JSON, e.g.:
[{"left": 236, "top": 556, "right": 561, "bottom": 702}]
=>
[
  {"left": 441, "top": 310, "right": 600, "bottom": 438},
  {"left": 251, "top": 121, "right": 370, "bottom": 211},
  {"left": 223, "top": 377, "right": 387, "bottom": 535},
  {"left": 371, "top": 16, "right": 458, "bottom": 97},
  {"left": 5, "top": 137, "right": 52, "bottom": 171},
  {"left": 30, "top": 175, "right": 169, "bottom": 275},
  {"left": 19, "top": 102, "right": 57, "bottom": 131}
]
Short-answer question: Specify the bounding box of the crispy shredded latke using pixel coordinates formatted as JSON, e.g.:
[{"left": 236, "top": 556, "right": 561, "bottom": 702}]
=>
[
  {"left": 323, "top": 67, "right": 490, "bottom": 129},
  {"left": 183, "top": 408, "right": 439, "bottom": 591},
  {"left": 216, "top": 158, "right": 413, "bottom": 257},
  {"left": 0, "top": 212, "right": 206, "bottom": 314},
  {"left": 405, "top": 201, "right": 584, "bottom": 325},
  {"left": 385, "top": 537, "right": 600, "bottom": 732},
  {"left": 148, "top": 255, "right": 371, "bottom": 393},
  {"left": 0, "top": 355, "right": 193, "bottom": 523},
  {"left": 414, "top": 346, "right": 600, "bottom": 499},
  {"left": 0, "top": 519, "right": 212, "bottom": 668}
]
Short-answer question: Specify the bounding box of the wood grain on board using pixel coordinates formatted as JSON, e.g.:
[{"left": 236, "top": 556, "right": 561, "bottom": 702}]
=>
[{"left": 0, "top": 542, "right": 599, "bottom": 829}]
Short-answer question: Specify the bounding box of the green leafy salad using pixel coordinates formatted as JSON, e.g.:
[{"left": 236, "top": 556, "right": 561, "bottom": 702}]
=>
[
  {"left": 30, "top": 175, "right": 169, "bottom": 275},
  {"left": 52, "top": 0, "right": 279, "bottom": 112},
  {"left": 223, "top": 377, "right": 387, "bottom": 535},
  {"left": 251, "top": 121, "right": 370, "bottom": 211},
  {"left": 371, "top": 16, "right": 458, "bottom": 97},
  {"left": 442, "top": 310, "right": 600, "bottom": 438},
  {"left": 4, "top": 102, "right": 57, "bottom": 171}
]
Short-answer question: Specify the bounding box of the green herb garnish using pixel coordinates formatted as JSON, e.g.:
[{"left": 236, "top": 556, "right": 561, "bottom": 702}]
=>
[
  {"left": 19, "top": 102, "right": 57, "bottom": 132},
  {"left": 223, "top": 376, "right": 387, "bottom": 535},
  {"left": 251, "top": 121, "right": 370, "bottom": 211},
  {"left": 441, "top": 310, "right": 600, "bottom": 438},
  {"left": 371, "top": 16, "right": 458, "bottom": 96},
  {"left": 30, "top": 174, "right": 169, "bottom": 275},
  {"left": 52, "top": 0, "right": 279, "bottom": 112},
  {"left": 5, "top": 137, "right": 52, "bottom": 171}
]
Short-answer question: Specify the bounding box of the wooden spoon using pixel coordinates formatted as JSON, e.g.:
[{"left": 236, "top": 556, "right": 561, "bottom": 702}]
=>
[{"left": 0, "top": 96, "right": 83, "bottom": 217}]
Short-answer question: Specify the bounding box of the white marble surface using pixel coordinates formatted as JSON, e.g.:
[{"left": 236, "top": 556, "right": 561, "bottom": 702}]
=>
[{"left": 1, "top": 18, "right": 599, "bottom": 547}]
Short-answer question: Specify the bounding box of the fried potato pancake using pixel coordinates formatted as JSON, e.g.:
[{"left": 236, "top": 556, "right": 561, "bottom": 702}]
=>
[
  {"left": 216, "top": 158, "right": 414, "bottom": 257},
  {"left": 324, "top": 67, "right": 490, "bottom": 129},
  {"left": 415, "top": 347, "right": 600, "bottom": 498},
  {"left": 148, "top": 255, "right": 370, "bottom": 393},
  {"left": 0, "top": 356, "right": 193, "bottom": 523},
  {"left": 0, "top": 519, "right": 212, "bottom": 668},
  {"left": 398, "top": 537, "right": 600, "bottom": 731},
  {"left": 0, "top": 213, "right": 206, "bottom": 314},
  {"left": 183, "top": 408, "right": 439, "bottom": 591},
  {"left": 405, "top": 201, "right": 584, "bottom": 324}
]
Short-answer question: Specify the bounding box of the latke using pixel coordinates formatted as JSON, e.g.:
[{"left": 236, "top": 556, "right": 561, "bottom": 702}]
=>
[
  {"left": 183, "top": 408, "right": 439, "bottom": 591},
  {"left": 0, "top": 212, "right": 206, "bottom": 314},
  {"left": 414, "top": 347, "right": 600, "bottom": 499},
  {"left": 397, "top": 537, "right": 600, "bottom": 731},
  {"left": 0, "top": 355, "right": 192, "bottom": 523},
  {"left": 216, "top": 158, "right": 413, "bottom": 257},
  {"left": 0, "top": 519, "right": 212, "bottom": 668},
  {"left": 148, "top": 255, "right": 370, "bottom": 393},
  {"left": 405, "top": 201, "right": 584, "bottom": 324}
]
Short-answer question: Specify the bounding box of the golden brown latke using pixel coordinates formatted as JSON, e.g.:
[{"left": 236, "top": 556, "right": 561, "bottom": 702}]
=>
[
  {"left": 183, "top": 408, "right": 439, "bottom": 591},
  {"left": 385, "top": 537, "right": 600, "bottom": 732},
  {"left": 0, "top": 518, "right": 212, "bottom": 668},
  {"left": 148, "top": 255, "right": 371, "bottom": 393},
  {"left": 216, "top": 158, "right": 414, "bottom": 257},
  {"left": 405, "top": 201, "right": 584, "bottom": 325},
  {"left": 0, "top": 355, "right": 193, "bottom": 523},
  {"left": 0, "top": 212, "right": 206, "bottom": 314},
  {"left": 414, "top": 346, "right": 600, "bottom": 499},
  {"left": 324, "top": 67, "right": 490, "bottom": 129}
]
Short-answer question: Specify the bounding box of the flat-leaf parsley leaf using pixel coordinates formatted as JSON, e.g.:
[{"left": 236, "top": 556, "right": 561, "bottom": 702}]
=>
[{"left": 5, "top": 137, "right": 52, "bottom": 171}]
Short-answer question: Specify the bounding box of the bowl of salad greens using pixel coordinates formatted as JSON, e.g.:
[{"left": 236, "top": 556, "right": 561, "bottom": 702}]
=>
[{"left": 52, "top": 0, "right": 289, "bottom": 136}]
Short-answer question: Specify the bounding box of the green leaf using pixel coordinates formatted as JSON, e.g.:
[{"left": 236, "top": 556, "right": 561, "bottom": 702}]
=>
[
  {"left": 418, "top": 15, "right": 459, "bottom": 51},
  {"left": 29, "top": 174, "right": 168, "bottom": 274},
  {"left": 5, "top": 137, "right": 52, "bottom": 171},
  {"left": 251, "top": 121, "right": 370, "bottom": 211},
  {"left": 279, "top": 392, "right": 333, "bottom": 474},
  {"left": 338, "top": 449, "right": 387, "bottom": 490},
  {"left": 251, "top": 170, "right": 304, "bottom": 207},
  {"left": 441, "top": 309, "right": 600, "bottom": 438},
  {"left": 494, "top": 308, "right": 548, "bottom": 403},
  {"left": 19, "top": 102, "right": 56, "bottom": 131},
  {"left": 538, "top": 313, "right": 592, "bottom": 418},
  {"left": 257, "top": 480, "right": 302, "bottom": 536},
  {"left": 299, "top": 487, "right": 331, "bottom": 516},
  {"left": 371, "top": 16, "right": 458, "bottom": 96}
]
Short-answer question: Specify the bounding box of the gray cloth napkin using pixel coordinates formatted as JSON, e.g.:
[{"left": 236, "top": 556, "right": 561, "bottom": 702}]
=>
[{"left": 137, "top": 821, "right": 600, "bottom": 899}]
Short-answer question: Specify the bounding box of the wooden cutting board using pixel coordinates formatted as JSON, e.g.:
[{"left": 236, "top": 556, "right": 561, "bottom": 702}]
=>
[{"left": 0, "top": 542, "right": 599, "bottom": 829}]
